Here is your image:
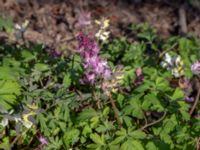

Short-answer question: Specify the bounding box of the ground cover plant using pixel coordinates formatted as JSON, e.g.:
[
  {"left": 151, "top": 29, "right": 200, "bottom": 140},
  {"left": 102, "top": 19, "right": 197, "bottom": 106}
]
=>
[{"left": 0, "top": 13, "right": 200, "bottom": 150}]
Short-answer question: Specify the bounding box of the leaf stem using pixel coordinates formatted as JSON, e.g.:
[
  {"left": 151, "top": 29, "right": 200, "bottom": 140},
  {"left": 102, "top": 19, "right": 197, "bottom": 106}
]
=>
[
  {"left": 108, "top": 93, "right": 122, "bottom": 128},
  {"left": 140, "top": 111, "right": 167, "bottom": 130},
  {"left": 190, "top": 87, "right": 200, "bottom": 115},
  {"left": 93, "top": 91, "right": 101, "bottom": 109}
]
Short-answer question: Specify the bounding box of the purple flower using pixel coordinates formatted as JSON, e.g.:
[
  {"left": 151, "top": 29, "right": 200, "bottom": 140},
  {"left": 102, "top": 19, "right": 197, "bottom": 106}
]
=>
[
  {"left": 77, "top": 33, "right": 111, "bottom": 84},
  {"left": 134, "top": 67, "right": 144, "bottom": 86},
  {"left": 191, "top": 61, "right": 200, "bottom": 76},
  {"left": 51, "top": 49, "right": 62, "bottom": 58},
  {"left": 39, "top": 135, "right": 48, "bottom": 145},
  {"left": 185, "top": 96, "right": 194, "bottom": 103},
  {"left": 104, "top": 69, "right": 112, "bottom": 79},
  {"left": 77, "top": 32, "right": 99, "bottom": 55},
  {"left": 81, "top": 71, "right": 96, "bottom": 84}
]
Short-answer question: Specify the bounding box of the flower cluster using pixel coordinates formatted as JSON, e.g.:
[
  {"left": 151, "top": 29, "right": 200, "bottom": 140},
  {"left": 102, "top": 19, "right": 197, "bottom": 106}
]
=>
[
  {"left": 77, "top": 33, "right": 111, "bottom": 84},
  {"left": 95, "top": 18, "right": 110, "bottom": 41},
  {"left": 191, "top": 61, "right": 200, "bottom": 77},
  {"left": 161, "top": 53, "right": 184, "bottom": 78}
]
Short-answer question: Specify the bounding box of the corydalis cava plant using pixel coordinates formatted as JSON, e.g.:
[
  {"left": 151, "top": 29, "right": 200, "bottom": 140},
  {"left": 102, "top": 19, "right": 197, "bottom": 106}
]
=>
[
  {"left": 77, "top": 33, "right": 111, "bottom": 84},
  {"left": 77, "top": 33, "right": 122, "bottom": 126}
]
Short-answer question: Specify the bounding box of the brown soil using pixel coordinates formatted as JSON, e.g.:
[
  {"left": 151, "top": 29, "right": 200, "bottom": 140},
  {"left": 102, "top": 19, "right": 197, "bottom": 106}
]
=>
[{"left": 0, "top": 0, "right": 200, "bottom": 51}]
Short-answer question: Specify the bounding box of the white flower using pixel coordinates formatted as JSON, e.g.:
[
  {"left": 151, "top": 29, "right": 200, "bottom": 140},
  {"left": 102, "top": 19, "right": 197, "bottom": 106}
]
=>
[
  {"left": 95, "top": 18, "right": 110, "bottom": 41},
  {"left": 0, "top": 110, "right": 14, "bottom": 127},
  {"left": 21, "top": 120, "right": 33, "bottom": 129},
  {"left": 21, "top": 112, "right": 36, "bottom": 129},
  {"left": 175, "top": 56, "right": 184, "bottom": 67},
  {"left": 164, "top": 53, "right": 173, "bottom": 64},
  {"left": 15, "top": 20, "right": 29, "bottom": 32},
  {"left": 160, "top": 61, "right": 169, "bottom": 70},
  {"left": 95, "top": 18, "right": 110, "bottom": 29},
  {"left": 14, "top": 116, "right": 22, "bottom": 123},
  {"left": 161, "top": 53, "right": 184, "bottom": 78},
  {"left": 95, "top": 30, "right": 110, "bottom": 41},
  {"left": 171, "top": 68, "right": 181, "bottom": 78}
]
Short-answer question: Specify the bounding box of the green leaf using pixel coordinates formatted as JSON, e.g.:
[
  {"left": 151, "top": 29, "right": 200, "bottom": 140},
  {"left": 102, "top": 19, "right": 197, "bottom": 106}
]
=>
[
  {"left": 134, "top": 84, "right": 149, "bottom": 93},
  {"left": 37, "top": 114, "right": 50, "bottom": 136},
  {"left": 21, "top": 50, "right": 35, "bottom": 62},
  {"left": 129, "top": 130, "right": 146, "bottom": 139},
  {"left": 63, "top": 128, "right": 80, "bottom": 148},
  {"left": 0, "top": 137, "right": 10, "bottom": 150},
  {"left": 129, "top": 98, "right": 144, "bottom": 119},
  {"left": 63, "top": 73, "right": 71, "bottom": 88},
  {"left": 111, "top": 136, "right": 126, "bottom": 145},
  {"left": 102, "top": 107, "right": 110, "bottom": 117},
  {"left": 34, "top": 63, "right": 50, "bottom": 72},
  {"left": 0, "top": 67, "right": 19, "bottom": 81},
  {"left": 0, "top": 17, "right": 13, "bottom": 32},
  {"left": 146, "top": 142, "right": 158, "bottom": 150},
  {"left": 155, "top": 77, "right": 169, "bottom": 91},
  {"left": 171, "top": 88, "right": 184, "bottom": 101},
  {"left": 82, "top": 125, "right": 92, "bottom": 136},
  {"left": 78, "top": 108, "right": 98, "bottom": 121},
  {"left": 90, "top": 133, "right": 105, "bottom": 145},
  {"left": 121, "top": 140, "right": 144, "bottom": 150},
  {"left": 0, "top": 80, "right": 21, "bottom": 110},
  {"left": 109, "top": 145, "right": 120, "bottom": 150},
  {"left": 116, "top": 128, "right": 127, "bottom": 136},
  {"left": 117, "top": 94, "right": 125, "bottom": 108},
  {"left": 123, "top": 116, "right": 132, "bottom": 127},
  {"left": 142, "top": 93, "right": 164, "bottom": 111}
]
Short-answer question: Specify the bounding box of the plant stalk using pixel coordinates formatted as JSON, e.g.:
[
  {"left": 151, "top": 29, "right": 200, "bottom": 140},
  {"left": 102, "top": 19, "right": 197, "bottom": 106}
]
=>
[
  {"left": 108, "top": 93, "right": 122, "bottom": 128},
  {"left": 140, "top": 111, "right": 167, "bottom": 130}
]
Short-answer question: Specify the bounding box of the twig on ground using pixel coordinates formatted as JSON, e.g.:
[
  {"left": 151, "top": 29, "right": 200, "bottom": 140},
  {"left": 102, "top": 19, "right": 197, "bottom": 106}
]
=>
[{"left": 179, "top": 4, "right": 187, "bottom": 34}]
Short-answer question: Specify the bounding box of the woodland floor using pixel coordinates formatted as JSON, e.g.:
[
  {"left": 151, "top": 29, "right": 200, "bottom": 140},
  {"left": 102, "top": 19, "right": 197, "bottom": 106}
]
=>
[{"left": 1, "top": 0, "right": 200, "bottom": 51}]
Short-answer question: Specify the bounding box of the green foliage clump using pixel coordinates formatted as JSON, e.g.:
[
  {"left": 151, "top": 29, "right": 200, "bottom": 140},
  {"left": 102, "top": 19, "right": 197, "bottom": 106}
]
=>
[{"left": 0, "top": 21, "right": 200, "bottom": 150}]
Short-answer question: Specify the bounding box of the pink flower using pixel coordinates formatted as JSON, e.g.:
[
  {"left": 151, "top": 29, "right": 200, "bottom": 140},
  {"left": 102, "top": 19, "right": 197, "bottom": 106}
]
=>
[
  {"left": 136, "top": 67, "right": 142, "bottom": 77},
  {"left": 185, "top": 96, "right": 194, "bottom": 103},
  {"left": 191, "top": 61, "right": 200, "bottom": 76},
  {"left": 39, "top": 136, "right": 48, "bottom": 145},
  {"left": 134, "top": 67, "right": 144, "bottom": 86}
]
